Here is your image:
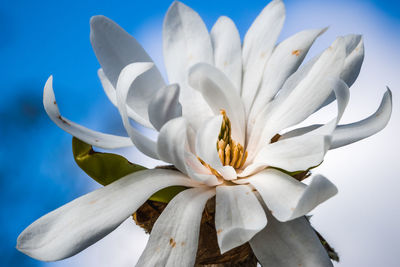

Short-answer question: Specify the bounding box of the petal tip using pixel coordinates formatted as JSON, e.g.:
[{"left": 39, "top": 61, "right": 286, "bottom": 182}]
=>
[
  {"left": 15, "top": 232, "right": 36, "bottom": 260},
  {"left": 43, "top": 76, "right": 54, "bottom": 100},
  {"left": 90, "top": 15, "right": 104, "bottom": 25},
  {"left": 385, "top": 86, "right": 392, "bottom": 96},
  {"left": 216, "top": 15, "right": 232, "bottom": 24},
  {"left": 319, "top": 26, "right": 329, "bottom": 36},
  {"left": 90, "top": 15, "right": 111, "bottom": 31},
  {"left": 169, "top": 1, "right": 186, "bottom": 11}
]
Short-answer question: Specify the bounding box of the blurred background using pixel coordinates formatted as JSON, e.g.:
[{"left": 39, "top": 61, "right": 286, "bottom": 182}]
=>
[{"left": 1, "top": 0, "right": 399, "bottom": 266}]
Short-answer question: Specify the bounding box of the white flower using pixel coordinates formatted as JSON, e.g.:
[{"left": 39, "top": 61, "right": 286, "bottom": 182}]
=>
[{"left": 17, "top": 0, "right": 392, "bottom": 266}]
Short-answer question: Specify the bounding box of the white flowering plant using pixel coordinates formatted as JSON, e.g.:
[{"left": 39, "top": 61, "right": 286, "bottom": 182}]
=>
[{"left": 17, "top": 0, "right": 392, "bottom": 266}]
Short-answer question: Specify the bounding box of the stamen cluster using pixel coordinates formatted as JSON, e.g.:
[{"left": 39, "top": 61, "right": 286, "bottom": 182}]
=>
[{"left": 217, "top": 110, "right": 247, "bottom": 169}]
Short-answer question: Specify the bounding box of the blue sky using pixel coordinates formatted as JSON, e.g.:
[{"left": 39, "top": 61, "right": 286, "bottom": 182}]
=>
[{"left": 1, "top": 0, "right": 399, "bottom": 266}]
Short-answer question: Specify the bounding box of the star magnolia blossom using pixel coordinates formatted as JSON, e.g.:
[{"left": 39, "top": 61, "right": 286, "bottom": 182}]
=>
[{"left": 17, "top": 0, "right": 392, "bottom": 266}]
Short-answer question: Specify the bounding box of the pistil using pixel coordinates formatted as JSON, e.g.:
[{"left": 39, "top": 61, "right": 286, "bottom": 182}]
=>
[{"left": 217, "top": 110, "right": 247, "bottom": 169}]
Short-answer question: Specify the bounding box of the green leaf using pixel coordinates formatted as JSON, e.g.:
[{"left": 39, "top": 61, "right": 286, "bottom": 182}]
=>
[
  {"left": 72, "top": 137, "right": 186, "bottom": 203},
  {"left": 72, "top": 137, "right": 146, "bottom": 186},
  {"left": 149, "top": 186, "right": 187, "bottom": 203},
  {"left": 270, "top": 162, "right": 322, "bottom": 181}
]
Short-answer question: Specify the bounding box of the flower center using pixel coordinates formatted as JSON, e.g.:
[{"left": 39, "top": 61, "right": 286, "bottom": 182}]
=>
[{"left": 217, "top": 110, "right": 248, "bottom": 169}]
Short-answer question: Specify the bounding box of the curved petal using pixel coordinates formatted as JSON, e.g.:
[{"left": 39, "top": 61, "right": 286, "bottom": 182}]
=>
[
  {"left": 247, "top": 38, "right": 346, "bottom": 160},
  {"left": 90, "top": 16, "right": 165, "bottom": 124},
  {"left": 215, "top": 185, "right": 267, "bottom": 254},
  {"left": 319, "top": 35, "right": 364, "bottom": 110},
  {"left": 148, "top": 83, "right": 182, "bottom": 131},
  {"left": 157, "top": 117, "right": 192, "bottom": 173},
  {"left": 280, "top": 86, "right": 389, "bottom": 150},
  {"left": 249, "top": 28, "right": 327, "bottom": 121},
  {"left": 266, "top": 37, "right": 346, "bottom": 129},
  {"left": 211, "top": 16, "right": 242, "bottom": 91},
  {"left": 341, "top": 34, "right": 364, "bottom": 87},
  {"left": 250, "top": 210, "right": 333, "bottom": 267},
  {"left": 291, "top": 34, "right": 363, "bottom": 94},
  {"left": 284, "top": 77, "right": 350, "bottom": 139},
  {"left": 189, "top": 63, "right": 245, "bottom": 144},
  {"left": 252, "top": 134, "right": 331, "bottom": 173},
  {"left": 331, "top": 88, "right": 392, "bottom": 149},
  {"left": 239, "top": 127, "right": 333, "bottom": 178},
  {"left": 16, "top": 169, "right": 199, "bottom": 261},
  {"left": 98, "top": 68, "right": 154, "bottom": 128},
  {"left": 250, "top": 76, "right": 349, "bottom": 146},
  {"left": 98, "top": 68, "right": 117, "bottom": 106},
  {"left": 158, "top": 117, "right": 221, "bottom": 186},
  {"left": 195, "top": 115, "right": 222, "bottom": 167},
  {"left": 163, "top": 1, "right": 213, "bottom": 129},
  {"left": 248, "top": 169, "right": 337, "bottom": 222},
  {"left": 241, "top": 0, "right": 285, "bottom": 111},
  {"left": 136, "top": 187, "right": 215, "bottom": 267},
  {"left": 291, "top": 35, "right": 363, "bottom": 112},
  {"left": 43, "top": 76, "right": 132, "bottom": 149},
  {"left": 115, "top": 63, "right": 159, "bottom": 159},
  {"left": 236, "top": 164, "right": 268, "bottom": 179}
]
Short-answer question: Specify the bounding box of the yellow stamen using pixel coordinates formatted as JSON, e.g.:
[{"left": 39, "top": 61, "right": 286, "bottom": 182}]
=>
[
  {"left": 198, "top": 157, "right": 223, "bottom": 179},
  {"left": 230, "top": 146, "right": 239, "bottom": 167},
  {"left": 234, "top": 148, "right": 243, "bottom": 169},
  {"left": 239, "top": 151, "right": 248, "bottom": 169},
  {"left": 218, "top": 148, "right": 225, "bottom": 164},
  {"left": 224, "top": 144, "right": 231, "bottom": 165}
]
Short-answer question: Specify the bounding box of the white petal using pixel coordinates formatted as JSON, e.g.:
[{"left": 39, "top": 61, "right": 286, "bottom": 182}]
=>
[
  {"left": 215, "top": 185, "right": 267, "bottom": 254},
  {"left": 98, "top": 68, "right": 117, "bottom": 106},
  {"left": 195, "top": 115, "right": 222, "bottom": 167},
  {"left": 239, "top": 129, "right": 332, "bottom": 178},
  {"left": 163, "top": 1, "right": 213, "bottom": 129},
  {"left": 247, "top": 38, "right": 346, "bottom": 159},
  {"left": 211, "top": 16, "right": 242, "bottom": 91},
  {"left": 281, "top": 84, "right": 390, "bottom": 150},
  {"left": 319, "top": 35, "right": 364, "bottom": 111},
  {"left": 253, "top": 135, "right": 331, "bottom": 172},
  {"left": 268, "top": 37, "right": 346, "bottom": 128},
  {"left": 341, "top": 34, "right": 364, "bottom": 86},
  {"left": 248, "top": 169, "right": 337, "bottom": 222},
  {"left": 148, "top": 84, "right": 182, "bottom": 131},
  {"left": 115, "top": 63, "right": 159, "bottom": 159},
  {"left": 17, "top": 169, "right": 199, "bottom": 261},
  {"left": 43, "top": 76, "right": 132, "bottom": 149},
  {"left": 136, "top": 187, "right": 215, "bottom": 267},
  {"left": 250, "top": 211, "right": 333, "bottom": 267},
  {"left": 90, "top": 16, "right": 165, "bottom": 124},
  {"left": 286, "top": 34, "right": 363, "bottom": 96},
  {"left": 157, "top": 117, "right": 191, "bottom": 173},
  {"left": 285, "top": 77, "right": 350, "bottom": 139},
  {"left": 251, "top": 76, "right": 348, "bottom": 148},
  {"left": 331, "top": 88, "right": 392, "bottom": 149},
  {"left": 279, "top": 125, "right": 321, "bottom": 140},
  {"left": 158, "top": 117, "right": 221, "bottom": 186},
  {"left": 98, "top": 69, "right": 154, "bottom": 128},
  {"left": 237, "top": 164, "right": 268, "bottom": 178},
  {"left": 241, "top": 0, "right": 285, "bottom": 112},
  {"left": 249, "top": 28, "right": 327, "bottom": 121},
  {"left": 189, "top": 63, "right": 245, "bottom": 144}
]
